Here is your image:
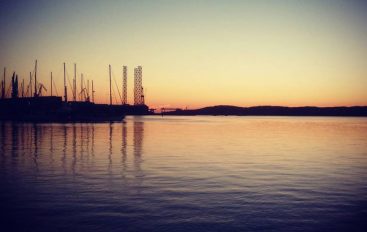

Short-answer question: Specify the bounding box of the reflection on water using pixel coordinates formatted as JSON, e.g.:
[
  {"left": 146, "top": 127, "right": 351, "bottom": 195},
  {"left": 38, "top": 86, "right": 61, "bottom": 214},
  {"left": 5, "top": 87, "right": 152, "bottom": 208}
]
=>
[
  {"left": 0, "top": 116, "right": 367, "bottom": 231},
  {"left": 0, "top": 120, "right": 144, "bottom": 177}
]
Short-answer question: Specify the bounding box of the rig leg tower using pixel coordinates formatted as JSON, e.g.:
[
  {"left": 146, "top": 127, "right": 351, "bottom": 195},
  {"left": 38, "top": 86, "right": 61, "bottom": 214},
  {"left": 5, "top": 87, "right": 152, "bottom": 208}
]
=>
[{"left": 134, "top": 66, "right": 144, "bottom": 105}]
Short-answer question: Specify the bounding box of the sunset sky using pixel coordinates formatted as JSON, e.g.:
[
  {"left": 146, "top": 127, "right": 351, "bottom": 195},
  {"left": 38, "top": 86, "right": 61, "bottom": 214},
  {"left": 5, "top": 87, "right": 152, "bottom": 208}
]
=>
[{"left": 1, "top": 0, "right": 367, "bottom": 108}]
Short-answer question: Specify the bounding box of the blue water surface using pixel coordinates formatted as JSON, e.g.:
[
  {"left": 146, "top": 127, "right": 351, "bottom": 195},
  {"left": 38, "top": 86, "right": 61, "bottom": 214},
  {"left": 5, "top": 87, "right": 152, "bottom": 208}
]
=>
[{"left": 1, "top": 116, "right": 367, "bottom": 231}]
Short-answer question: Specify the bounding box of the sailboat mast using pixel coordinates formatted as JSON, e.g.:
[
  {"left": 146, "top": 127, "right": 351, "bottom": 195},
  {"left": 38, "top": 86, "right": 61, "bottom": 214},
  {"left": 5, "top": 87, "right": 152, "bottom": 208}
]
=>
[
  {"left": 109, "top": 64, "right": 112, "bottom": 105},
  {"left": 87, "top": 79, "right": 89, "bottom": 101},
  {"left": 64, "top": 62, "right": 67, "bottom": 102},
  {"left": 92, "top": 80, "right": 94, "bottom": 103},
  {"left": 34, "top": 60, "right": 37, "bottom": 97},
  {"left": 22, "top": 79, "right": 24, "bottom": 97},
  {"left": 74, "top": 63, "right": 76, "bottom": 102},
  {"left": 2, "top": 67, "right": 5, "bottom": 99},
  {"left": 29, "top": 72, "right": 32, "bottom": 97},
  {"left": 51, "top": 72, "right": 53, "bottom": 96},
  {"left": 81, "top": 73, "right": 83, "bottom": 101}
]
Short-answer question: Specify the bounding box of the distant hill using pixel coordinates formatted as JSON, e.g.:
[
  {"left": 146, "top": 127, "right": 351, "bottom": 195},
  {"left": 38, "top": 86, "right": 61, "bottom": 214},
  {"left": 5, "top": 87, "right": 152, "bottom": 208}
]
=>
[{"left": 162, "top": 105, "right": 367, "bottom": 116}]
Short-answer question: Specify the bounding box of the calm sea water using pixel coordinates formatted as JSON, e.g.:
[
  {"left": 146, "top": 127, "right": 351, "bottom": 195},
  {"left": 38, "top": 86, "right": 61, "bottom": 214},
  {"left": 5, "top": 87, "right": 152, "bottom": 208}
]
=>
[{"left": 0, "top": 116, "right": 366, "bottom": 231}]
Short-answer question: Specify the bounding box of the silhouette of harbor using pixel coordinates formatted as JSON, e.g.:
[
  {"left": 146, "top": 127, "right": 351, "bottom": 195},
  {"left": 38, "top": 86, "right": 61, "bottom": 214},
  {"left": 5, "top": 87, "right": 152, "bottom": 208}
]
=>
[
  {"left": 2, "top": 60, "right": 366, "bottom": 121},
  {"left": 0, "top": 61, "right": 151, "bottom": 122}
]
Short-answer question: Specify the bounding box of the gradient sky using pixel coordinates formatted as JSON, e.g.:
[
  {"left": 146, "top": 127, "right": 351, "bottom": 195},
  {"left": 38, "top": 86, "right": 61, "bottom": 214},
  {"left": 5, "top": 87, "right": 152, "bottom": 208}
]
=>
[{"left": 1, "top": 0, "right": 367, "bottom": 108}]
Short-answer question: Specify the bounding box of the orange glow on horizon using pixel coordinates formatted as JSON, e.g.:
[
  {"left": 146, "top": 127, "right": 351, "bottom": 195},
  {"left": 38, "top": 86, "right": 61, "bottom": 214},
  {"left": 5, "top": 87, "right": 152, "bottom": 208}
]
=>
[{"left": 1, "top": 1, "right": 366, "bottom": 108}]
